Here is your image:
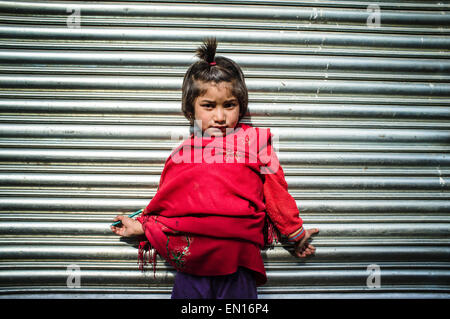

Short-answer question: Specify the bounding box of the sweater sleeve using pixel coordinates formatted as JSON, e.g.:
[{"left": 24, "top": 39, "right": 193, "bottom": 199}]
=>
[{"left": 260, "top": 135, "right": 305, "bottom": 242}]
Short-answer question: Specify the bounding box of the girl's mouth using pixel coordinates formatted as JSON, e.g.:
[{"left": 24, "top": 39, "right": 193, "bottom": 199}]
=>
[{"left": 211, "top": 126, "right": 227, "bottom": 132}]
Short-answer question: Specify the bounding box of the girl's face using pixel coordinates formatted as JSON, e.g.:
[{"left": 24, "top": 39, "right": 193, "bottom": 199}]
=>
[{"left": 193, "top": 81, "right": 240, "bottom": 137}]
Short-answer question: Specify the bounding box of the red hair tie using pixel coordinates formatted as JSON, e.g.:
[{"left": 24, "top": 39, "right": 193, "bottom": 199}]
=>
[{"left": 209, "top": 61, "right": 216, "bottom": 66}]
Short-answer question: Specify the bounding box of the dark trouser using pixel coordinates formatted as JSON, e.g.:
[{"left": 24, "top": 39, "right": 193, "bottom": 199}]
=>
[{"left": 171, "top": 267, "right": 257, "bottom": 299}]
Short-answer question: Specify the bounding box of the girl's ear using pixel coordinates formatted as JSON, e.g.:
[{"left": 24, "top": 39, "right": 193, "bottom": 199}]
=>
[{"left": 187, "top": 111, "right": 195, "bottom": 123}]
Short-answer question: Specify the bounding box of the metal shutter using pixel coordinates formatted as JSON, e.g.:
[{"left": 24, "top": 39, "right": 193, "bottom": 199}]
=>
[{"left": 0, "top": 0, "right": 449, "bottom": 298}]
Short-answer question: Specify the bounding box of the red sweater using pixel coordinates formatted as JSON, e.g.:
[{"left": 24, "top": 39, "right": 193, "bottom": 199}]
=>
[
  {"left": 137, "top": 123, "right": 304, "bottom": 285},
  {"left": 262, "top": 142, "right": 305, "bottom": 241}
]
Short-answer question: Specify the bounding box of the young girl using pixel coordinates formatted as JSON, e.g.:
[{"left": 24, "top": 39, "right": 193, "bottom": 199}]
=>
[{"left": 111, "top": 38, "right": 319, "bottom": 299}]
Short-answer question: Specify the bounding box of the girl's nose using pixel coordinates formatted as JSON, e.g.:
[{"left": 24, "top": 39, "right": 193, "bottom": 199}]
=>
[{"left": 214, "top": 107, "right": 225, "bottom": 123}]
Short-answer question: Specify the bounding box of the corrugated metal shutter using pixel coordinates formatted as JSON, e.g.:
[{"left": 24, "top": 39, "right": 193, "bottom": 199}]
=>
[{"left": 0, "top": 0, "right": 449, "bottom": 298}]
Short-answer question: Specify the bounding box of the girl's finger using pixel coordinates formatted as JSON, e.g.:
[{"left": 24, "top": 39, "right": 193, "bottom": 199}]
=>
[
  {"left": 111, "top": 226, "right": 122, "bottom": 236},
  {"left": 297, "top": 249, "right": 307, "bottom": 258}
]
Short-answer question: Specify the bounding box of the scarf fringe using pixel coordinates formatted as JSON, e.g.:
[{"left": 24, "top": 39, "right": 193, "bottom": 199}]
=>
[
  {"left": 263, "top": 215, "right": 280, "bottom": 249},
  {"left": 138, "top": 240, "right": 157, "bottom": 279}
]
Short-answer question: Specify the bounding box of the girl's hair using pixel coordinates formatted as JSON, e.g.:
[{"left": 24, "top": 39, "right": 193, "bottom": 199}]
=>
[{"left": 181, "top": 38, "right": 248, "bottom": 124}]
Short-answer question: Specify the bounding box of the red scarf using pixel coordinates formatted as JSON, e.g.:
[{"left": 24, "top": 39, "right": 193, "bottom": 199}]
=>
[{"left": 137, "top": 123, "right": 275, "bottom": 285}]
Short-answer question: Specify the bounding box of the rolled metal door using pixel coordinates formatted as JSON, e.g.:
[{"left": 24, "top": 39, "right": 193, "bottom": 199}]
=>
[{"left": 0, "top": 0, "right": 449, "bottom": 298}]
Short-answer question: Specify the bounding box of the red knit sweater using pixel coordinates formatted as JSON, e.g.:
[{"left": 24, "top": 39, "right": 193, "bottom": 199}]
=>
[
  {"left": 137, "top": 123, "right": 304, "bottom": 285},
  {"left": 262, "top": 142, "right": 304, "bottom": 240}
]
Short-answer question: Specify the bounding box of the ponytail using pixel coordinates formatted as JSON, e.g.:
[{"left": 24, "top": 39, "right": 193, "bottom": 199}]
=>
[{"left": 196, "top": 38, "right": 217, "bottom": 66}]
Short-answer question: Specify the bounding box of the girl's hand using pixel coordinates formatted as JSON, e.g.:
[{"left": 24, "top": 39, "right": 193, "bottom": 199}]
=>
[
  {"left": 294, "top": 228, "right": 319, "bottom": 258},
  {"left": 110, "top": 215, "right": 144, "bottom": 237}
]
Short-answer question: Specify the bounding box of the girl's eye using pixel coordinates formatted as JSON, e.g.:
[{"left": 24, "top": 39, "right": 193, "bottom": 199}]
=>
[
  {"left": 202, "top": 104, "right": 214, "bottom": 108},
  {"left": 225, "top": 103, "right": 237, "bottom": 108}
]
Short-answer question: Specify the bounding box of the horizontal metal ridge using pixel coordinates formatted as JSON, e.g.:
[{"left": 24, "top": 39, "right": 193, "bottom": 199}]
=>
[
  {"left": 0, "top": 245, "right": 442, "bottom": 262},
  {"left": 0, "top": 237, "right": 449, "bottom": 247},
  {"left": 106, "top": 0, "right": 450, "bottom": 10},
  {"left": 2, "top": 50, "right": 449, "bottom": 73},
  {"left": 1, "top": 124, "right": 449, "bottom": 141},
  {"left": 1, "top": 212, "right": 450, "bottom": 223},
  {"left": 1, "top": 17, "right": 448, "bottom": 37},
  {"left": 4, "top": 66, "right": 450, "bottom": 84},
  {"left": 1, "top": 261, "right": 449, "bottom": 270},
  {"left": 0, "top": 221, "right": 448, "bottom": 237},
  {"left": 1, "top": 26, "right": 449, "bottom": 49},
  {"left": 1, "top": 1, "right": 448, "bottom": 26},
  {"left": 0, "top": 164, "right": 166, "bottom": 174},
  {"left": 1, "top": 165, "right": 448, "bottom": 176},
  {"left": 2, "top": 99, "right": 450, "bottom": 119},
  {"left": 2, "top": 139, "right": 450, "bottom": 152},
  {"left": 1, "top": 192, "right": 450, "bottom": 203},
  {"left": 0, "top": 266, "right": 448, "bottom": 286},
  {"left": 1, "top": 197, "right": 450, "bottom": 211},
  {"left": 0, "top": 287, "right": 448, "bottom": 299},
  {"left": 48, "top": 0, "right": 449, "bottom": 10},
  {"left": 1, "top": 287, "right": 447, "bottom": 299},
  {"left": 1, "top": 75, "right": 450, "bottom": 96},
  {"left": 1, "top": 262, "right": 449, "bottom": 274},
  {"left": 0, "top": 149, "right": 448, "bottom": 166},
  {"left": 2, "top": 66, "right": 450, "bottom": 83},
  {"left": 0, "top": 173, "right": 448, "bottom": 191},
  {"left": 1, "top": 90, "right": 448, "bottom": 105},
  {"left": 2, "top": 40, "right": 448, "bottom": 59},
  {"left": 0, "top": 173, "right": 159, "bottom": 187},
  {"left": 2, "top": 117, "right": 450, "bottom": 130}
]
